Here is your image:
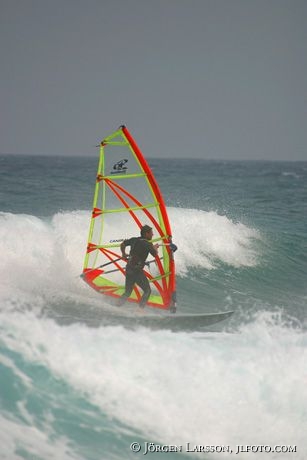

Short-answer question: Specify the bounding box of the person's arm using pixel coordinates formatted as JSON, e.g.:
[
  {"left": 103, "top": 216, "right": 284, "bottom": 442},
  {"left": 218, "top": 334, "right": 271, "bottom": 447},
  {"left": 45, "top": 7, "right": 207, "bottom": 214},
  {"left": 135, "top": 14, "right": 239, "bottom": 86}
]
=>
[
  {"left": 120, "top": 240, "right": 130, "bottom": 260},
  {"left": 149, "top": 242, "right": 159, "bottom": 257}
]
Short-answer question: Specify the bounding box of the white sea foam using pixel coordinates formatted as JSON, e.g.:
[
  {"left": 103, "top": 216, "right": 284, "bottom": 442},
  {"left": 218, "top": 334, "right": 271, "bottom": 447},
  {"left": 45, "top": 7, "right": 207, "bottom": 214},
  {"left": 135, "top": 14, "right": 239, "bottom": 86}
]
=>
[
  {"left": 0, "top": 410, "right": 82, "bottom": 460},
  {"left": 0, "top": 310, "right": 306, "bottom": 459},
  {"left": 0, "top": 205, "right": 301, "bottom": 458},
  {"left": 168, "top": 208, "right": 260, "bottom": 274},
  {"left": 281, "top": 171, "right": 300, "bottom": 179},
  {"left": 0, "top": 208, "right": 261, "bottom": 309}
]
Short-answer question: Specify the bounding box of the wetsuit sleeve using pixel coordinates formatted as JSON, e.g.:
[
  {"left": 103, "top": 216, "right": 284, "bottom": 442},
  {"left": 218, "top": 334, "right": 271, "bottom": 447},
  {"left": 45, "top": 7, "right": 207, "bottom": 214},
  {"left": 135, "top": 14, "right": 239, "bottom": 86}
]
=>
[
  {"left": 148, "top": 242, "right": 158, "bottom": 257},
  {"left": 122, "top": 238, "right": 132, "bottom": 248},
  {"left": 120, "top": 238, "right": 133, "bottom": 258}
]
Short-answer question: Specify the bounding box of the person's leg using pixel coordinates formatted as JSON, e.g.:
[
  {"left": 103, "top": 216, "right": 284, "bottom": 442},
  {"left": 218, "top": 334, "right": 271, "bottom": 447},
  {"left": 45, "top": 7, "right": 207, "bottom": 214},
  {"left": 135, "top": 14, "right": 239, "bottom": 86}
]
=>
[
  {"left": 135, "top": 271, "right": 151, "bottom": 308},
  {"left": 117, "top": 269, "right": 136, "bottom": 306}
]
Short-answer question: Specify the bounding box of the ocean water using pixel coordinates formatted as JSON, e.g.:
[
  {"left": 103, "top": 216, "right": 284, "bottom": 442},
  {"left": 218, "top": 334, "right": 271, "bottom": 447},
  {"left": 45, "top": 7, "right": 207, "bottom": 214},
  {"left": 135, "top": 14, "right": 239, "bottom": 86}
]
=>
[{"left": 0, "top": 154, "right": 307, "bottom": 459}]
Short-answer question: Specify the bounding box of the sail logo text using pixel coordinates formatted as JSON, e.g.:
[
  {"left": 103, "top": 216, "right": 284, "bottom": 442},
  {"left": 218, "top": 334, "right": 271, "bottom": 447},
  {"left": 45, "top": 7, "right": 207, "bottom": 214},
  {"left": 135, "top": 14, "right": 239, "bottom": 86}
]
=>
[{"left": 111, "top": 159, "right": 128, "bottom": 175}]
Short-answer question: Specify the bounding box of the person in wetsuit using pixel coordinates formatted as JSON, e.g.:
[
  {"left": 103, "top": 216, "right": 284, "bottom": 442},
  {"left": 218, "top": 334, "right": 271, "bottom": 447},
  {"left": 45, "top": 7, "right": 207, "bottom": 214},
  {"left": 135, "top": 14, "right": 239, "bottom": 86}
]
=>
[{"left": 117, "top": 225, "right": 159, "bottom": 308}]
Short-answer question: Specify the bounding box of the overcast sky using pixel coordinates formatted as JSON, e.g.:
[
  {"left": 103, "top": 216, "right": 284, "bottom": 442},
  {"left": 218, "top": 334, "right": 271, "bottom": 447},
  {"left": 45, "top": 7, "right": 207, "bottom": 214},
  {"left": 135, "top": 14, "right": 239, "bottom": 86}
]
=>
[{"left": 1, "top": 0, "right": 306, "bottom": 160}]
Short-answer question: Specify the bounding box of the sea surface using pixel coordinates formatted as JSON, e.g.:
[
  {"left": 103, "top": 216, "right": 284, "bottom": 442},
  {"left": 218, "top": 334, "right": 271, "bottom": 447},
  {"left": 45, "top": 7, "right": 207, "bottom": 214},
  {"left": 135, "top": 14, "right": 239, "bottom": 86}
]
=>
[{"left": 0, "top": 154, "right": 307, "bottom": 459}]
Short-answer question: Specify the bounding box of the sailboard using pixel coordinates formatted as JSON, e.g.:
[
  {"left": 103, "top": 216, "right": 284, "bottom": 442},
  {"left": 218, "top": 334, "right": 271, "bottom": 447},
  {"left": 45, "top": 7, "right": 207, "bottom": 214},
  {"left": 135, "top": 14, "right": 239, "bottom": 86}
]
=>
[
  {"left": 81, "top": 125, "right": 176, "bottom": 310},
  {"left": 116, "top": 310, "right": 234, "bottom": 331},
  {"left": 51, "top": 310, "right": 234, "bottom": 331}
]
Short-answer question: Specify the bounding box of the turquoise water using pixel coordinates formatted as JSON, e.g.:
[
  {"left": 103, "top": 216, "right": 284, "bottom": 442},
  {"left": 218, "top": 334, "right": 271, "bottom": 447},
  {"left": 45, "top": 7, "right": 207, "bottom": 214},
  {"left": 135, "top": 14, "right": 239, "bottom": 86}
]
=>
[{"left": 1, "top": 155, "right": 307, "bottom": 459}]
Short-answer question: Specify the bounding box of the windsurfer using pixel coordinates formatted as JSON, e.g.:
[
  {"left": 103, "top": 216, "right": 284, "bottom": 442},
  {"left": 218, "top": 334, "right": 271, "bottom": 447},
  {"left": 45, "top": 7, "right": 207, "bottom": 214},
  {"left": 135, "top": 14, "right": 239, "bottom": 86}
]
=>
[{"left": 117, "top": 225, "right": 159, "bottom": 308}]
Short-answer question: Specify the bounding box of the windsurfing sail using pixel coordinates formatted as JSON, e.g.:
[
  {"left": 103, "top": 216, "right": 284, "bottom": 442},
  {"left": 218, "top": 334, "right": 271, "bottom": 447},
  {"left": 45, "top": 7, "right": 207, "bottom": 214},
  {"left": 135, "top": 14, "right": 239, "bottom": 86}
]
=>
[{"left": 82, "top": 125, "right": 176, "bottom": 310}]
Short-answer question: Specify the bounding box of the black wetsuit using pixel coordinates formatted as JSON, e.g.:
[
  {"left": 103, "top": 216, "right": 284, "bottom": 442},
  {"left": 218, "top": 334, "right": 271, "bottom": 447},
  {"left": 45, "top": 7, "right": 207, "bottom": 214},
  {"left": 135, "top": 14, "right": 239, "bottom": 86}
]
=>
[{"left": 119, "top": 237, "right": 157, "bottom": 307}]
